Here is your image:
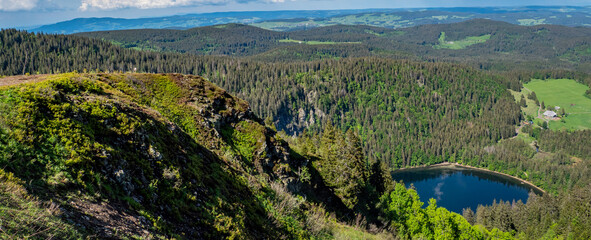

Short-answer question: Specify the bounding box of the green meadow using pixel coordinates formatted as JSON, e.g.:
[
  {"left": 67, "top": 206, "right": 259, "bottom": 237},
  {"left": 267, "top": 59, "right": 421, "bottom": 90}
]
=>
[
  {"left": 525, "top": 79, "right": 591, "bottom": 130},
  {"left": 279, "top": 39, "right": 361, "bottom": 45},
  {"left": 433, "top": 32, "right": 491, "bottom": 50},
  {"left": 510, "top": 88, "right": 539, "bottom": 117},
  {"left": 252, "top": 20, "right": 325, "bottom": 30},
  {"left": 517, "top": 18, "right": 547, "bottom": 26}
]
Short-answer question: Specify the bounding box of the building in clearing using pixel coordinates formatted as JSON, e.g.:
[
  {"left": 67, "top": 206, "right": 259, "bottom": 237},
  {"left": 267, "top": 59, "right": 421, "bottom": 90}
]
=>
[{"left": 543, "top": 110, "right": 557, "bottom": 118}]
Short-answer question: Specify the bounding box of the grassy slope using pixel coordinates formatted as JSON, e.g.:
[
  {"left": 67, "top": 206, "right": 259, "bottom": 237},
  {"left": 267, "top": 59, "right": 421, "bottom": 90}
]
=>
[
  {"left": 0, "top": 73, "right": 387, "bottom": 239},
  {"left": 0, "top": 73, "right": 260, "bottom": 238},
  {"left": 279, "top": 39, "right": 361, "bottom": 45},
  {"left": 525, "top": 79, "right": 591, "bottom": 130},
  {"left": 0, "top": 169, "right": 84, "bottom": 238},
  {"left": 433, "top": 31, "right": 492, "bottom": 50},
  {"left": 509, "top": 88, "right": 539, "bottom": 118}
]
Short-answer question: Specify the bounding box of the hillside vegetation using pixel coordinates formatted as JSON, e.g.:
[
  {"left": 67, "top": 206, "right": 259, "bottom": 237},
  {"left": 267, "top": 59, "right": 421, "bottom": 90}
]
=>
[
  {"left": 0, "top": 72, "right": 297, "bottom": 238},
  {"left": 0, "top": 72, "right": 348, "bottom": 238}
]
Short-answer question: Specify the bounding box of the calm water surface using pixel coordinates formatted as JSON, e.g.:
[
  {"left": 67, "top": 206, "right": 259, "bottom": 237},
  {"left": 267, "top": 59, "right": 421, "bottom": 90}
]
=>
[{"left": 391, "top": 165, "right": 543, "bottom": 213}]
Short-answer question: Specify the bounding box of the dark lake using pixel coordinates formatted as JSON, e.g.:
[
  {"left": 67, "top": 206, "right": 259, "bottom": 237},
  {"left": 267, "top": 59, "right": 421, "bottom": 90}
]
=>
[{"left": 391, "top": 165, "right": 544, "bottom": 214}]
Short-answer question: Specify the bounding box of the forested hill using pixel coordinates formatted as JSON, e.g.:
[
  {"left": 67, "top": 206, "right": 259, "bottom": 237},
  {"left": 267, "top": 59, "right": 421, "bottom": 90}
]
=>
[
  {"left": 80, "top": 24, "right": 288, "bottom": 56},
  {"left": 0, "top": 29, "right": 521, "bottom": 167},
  {"left": 1, "top": 28, "right": 589, "bottom": 170},
  {"left": 29, "top": 9, "right": 373, "bottom": 34},
  {"left": 251, "top": 6, "right": 591, "bottom": 31},
  {"left": 76, "top": 19, "right": 591, "bottom": 73}
]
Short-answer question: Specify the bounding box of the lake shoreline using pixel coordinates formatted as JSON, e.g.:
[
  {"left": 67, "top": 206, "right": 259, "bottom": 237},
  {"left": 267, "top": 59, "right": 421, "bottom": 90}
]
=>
[{"left": 394, "top": 162, "right": 547, "bottom": 194}]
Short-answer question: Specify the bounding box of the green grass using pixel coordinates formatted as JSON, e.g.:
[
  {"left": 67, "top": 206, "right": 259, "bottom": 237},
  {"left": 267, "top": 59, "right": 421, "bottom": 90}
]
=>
[
  {"left": 525, "top": 79, "right": 591, "bottom": 130},
  {"left": 251, "top": 13, "right": 419, "bottom": 31},
  {"left": 516, "top": 131, "right": 536, "bottom": 144},
  {"left": 559, "top": 45, "right": 591, "bottom": 62},
  {"left": 330, "top": 13, "right": 402, "bottom": 25},
  {"left": 251, "top": 20, "right": 324, "bottom": 30},
  {"left": 279, "top": 39, "right": 361, "bottom": 45},
  {"left": 0, "top": 170, "right": 84, "bottom": 239},
  {"left": 431, "top": 15, "right": 449, "bottom": 20},
  {"left": 509, "top": 89, "right": 539, "bottom": 117},
  {"left": 517, "top": 18, "right": 546, "bottom": 26},
  {"left": 332, "top": 224, "right": 390, "bottom": 240},
  {"left": 220, "top": 121, "right": 265, "bottom": 165},
  {"left": 0, "top": 73, "right": 272, "bottom": 237},
  {"left": 364, "top": 29, "right": 405, "bottom": 37},
  {"left": 433, "top": 32, "right": 491, "bottom": 50},
  {"left": 576, "top": 46, "right": 591, "bottom": 56}
]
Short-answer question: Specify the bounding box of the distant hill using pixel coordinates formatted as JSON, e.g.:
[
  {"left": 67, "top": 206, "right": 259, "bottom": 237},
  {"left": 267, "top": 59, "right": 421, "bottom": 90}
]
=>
[
  {"left": 31, "top": 6, "right": 591, "bottom": 34},
  {"left": 78, "top": 24, "right": 289, "bottom": 56},
  {"left": 252, "top": 6, "right": 591, "bottom": 31},
  {"left": 29, "top": 9, "right": 375, "bottom": 34},
  {"left": 76, "top": 19, "right": 591, "bottom": 73}
]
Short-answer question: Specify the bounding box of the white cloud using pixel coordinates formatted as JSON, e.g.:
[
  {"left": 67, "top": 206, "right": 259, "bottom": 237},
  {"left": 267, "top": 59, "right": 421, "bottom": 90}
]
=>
[
  {"left": 267, "top": 0, "right": 299, "bottom": 3},
  {"left": 79, "top": 0, "right": 295, "bottom": 11},
  {"left": 0, "top": 0, "right": 38, "bottom": 11},
  {"left": 79, "top": 0, "right": 235, "bottom": 11}
]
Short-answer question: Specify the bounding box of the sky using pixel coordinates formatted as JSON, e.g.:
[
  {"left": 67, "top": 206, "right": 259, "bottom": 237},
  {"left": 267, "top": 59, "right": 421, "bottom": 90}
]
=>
[{"left": 0, "top": 0, "right": 590, "bottom": 28}]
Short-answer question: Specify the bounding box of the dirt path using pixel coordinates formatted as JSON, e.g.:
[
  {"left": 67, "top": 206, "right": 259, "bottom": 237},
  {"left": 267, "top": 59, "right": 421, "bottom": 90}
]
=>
[
  {"left": 532, "top": 96, "right": 551, "bottom": 126},
  {"left": 64, "top": 198, "right": 152, "bottom": 238},
  {"left": 520, "top": 86, "right": 549, "bottom": 125},
  {"left": 0, "top": 74, "right": 49, "bottom": 87},
  {"left": 510, "top": 124, "right": 522, "bottom": 139}
]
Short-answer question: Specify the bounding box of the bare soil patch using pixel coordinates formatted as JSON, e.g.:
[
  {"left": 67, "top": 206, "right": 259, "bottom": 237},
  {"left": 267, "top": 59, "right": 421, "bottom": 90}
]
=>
[
  {"left": 0, "top": 74, "right": 48, "bottom": 87},
  {"left": 64, "top": 198, "right": 152, "bottom": 239}
]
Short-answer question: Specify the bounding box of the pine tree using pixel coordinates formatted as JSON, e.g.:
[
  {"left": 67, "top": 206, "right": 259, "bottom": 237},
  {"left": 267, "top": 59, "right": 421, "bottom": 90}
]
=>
[
  {"left": 346, "top": 129, "right": 366, "bottom": 182},
  {"left": 560, "top": 107, "right": 566, "bottom": 117},
  {"left": 462, "top": 208, "right": 476, "bottom": 225}
]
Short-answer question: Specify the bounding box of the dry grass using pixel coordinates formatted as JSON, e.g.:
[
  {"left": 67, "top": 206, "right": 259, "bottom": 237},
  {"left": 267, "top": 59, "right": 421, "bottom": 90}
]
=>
[
  {"left": 0, "top": 74, "right": 48, "bottom": 87},
  {"left": 0, "top": 170, "right": 83, "bottom": 239},
  {"left": 269, "top": 182, "right": 303, "bottom": 216}
]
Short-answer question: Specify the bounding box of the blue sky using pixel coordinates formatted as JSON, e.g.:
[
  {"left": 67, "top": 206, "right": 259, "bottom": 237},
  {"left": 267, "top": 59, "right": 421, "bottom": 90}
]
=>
[{"left": 0, "top": 0, "right": 590, "bottom": 28}]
